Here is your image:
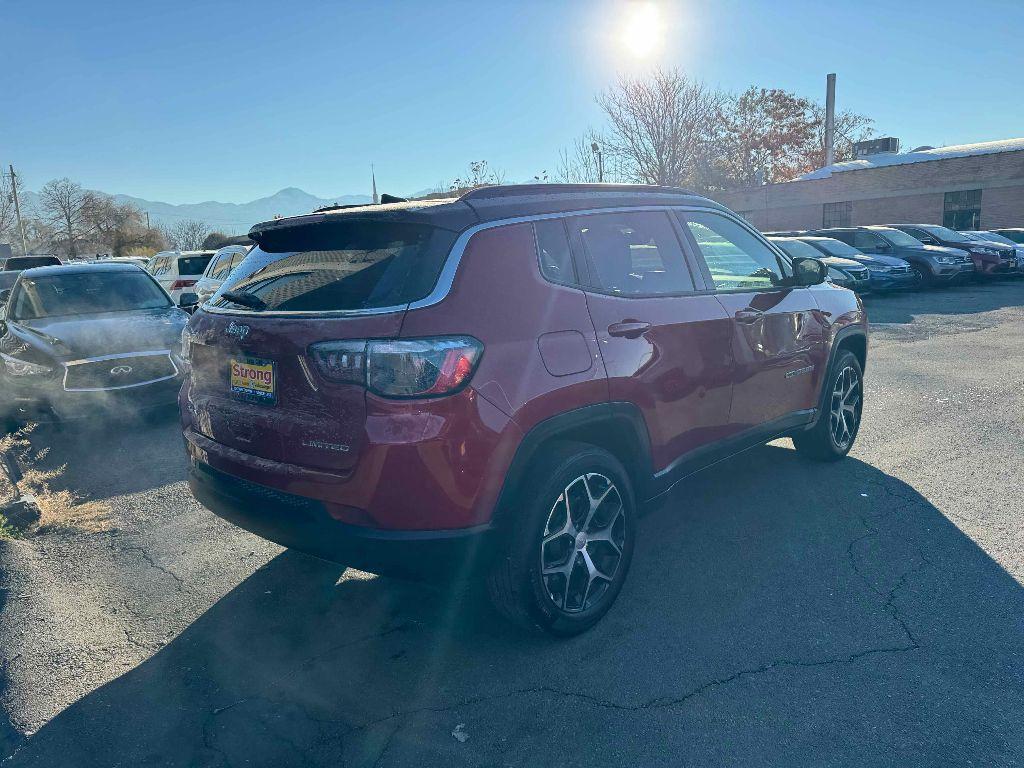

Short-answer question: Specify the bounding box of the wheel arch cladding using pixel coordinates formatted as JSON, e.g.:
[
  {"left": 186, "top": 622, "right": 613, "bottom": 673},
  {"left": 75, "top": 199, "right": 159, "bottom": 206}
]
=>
[{"left": 493, "top": 403, "right": 654, "bottom": 526}]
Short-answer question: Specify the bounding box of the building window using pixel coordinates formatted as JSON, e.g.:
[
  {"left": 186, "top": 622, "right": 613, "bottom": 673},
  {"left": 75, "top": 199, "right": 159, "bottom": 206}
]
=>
[
  {"left": 943, "top": 189, "right": 982, "bottom": 230},
  {"left": 823, "top": 201, "right": 852, "bottom": 228}
]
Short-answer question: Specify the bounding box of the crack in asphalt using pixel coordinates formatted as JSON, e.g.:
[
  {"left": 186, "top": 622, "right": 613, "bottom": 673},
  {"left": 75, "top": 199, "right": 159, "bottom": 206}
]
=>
[{"left": 108, "top": 535, "right": 185, "bottom": 591}]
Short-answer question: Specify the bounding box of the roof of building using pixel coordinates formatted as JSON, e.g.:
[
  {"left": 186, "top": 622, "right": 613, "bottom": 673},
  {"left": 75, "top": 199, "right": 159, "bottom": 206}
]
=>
[{"left": 798, "top": 137, "right": 1024, "bottom": 180}]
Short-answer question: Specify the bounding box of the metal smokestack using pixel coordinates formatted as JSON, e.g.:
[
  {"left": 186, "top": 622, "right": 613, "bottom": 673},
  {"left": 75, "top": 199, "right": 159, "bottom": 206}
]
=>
[{"left": 824, "top": 73, "right": 837, "bottom": 167}]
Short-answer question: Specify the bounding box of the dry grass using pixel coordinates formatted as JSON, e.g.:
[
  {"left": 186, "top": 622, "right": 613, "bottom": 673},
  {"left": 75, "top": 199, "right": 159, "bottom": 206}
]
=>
[{"left": 0, "top": 426, "right": 113, "bottom": 537}]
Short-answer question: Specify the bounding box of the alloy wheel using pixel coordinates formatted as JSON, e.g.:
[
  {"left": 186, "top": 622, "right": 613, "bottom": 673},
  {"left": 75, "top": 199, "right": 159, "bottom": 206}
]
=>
[
  {"left": 540, "top": 473, "right": 626, "bottom": 614},
  {"left": 829, "top": 365, "right": 862, "bottom": 451}
]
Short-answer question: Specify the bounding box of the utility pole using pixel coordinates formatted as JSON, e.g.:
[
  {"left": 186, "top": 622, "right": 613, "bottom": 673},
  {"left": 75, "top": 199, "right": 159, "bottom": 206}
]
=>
[
  {"left": 8, "top": 166, "right": 29, "bottom": 257},
  {"left": 145, "top": 211, "right": 151, "bottom": 229},
  {"left": 824, "top": 73, "right": 837, "bottom": 168}
]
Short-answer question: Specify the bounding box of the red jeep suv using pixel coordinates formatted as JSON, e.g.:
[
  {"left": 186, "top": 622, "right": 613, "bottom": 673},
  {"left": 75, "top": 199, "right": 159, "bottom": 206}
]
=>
[{"left": 180, "top": 185, "right": 867, "bottom": 635}]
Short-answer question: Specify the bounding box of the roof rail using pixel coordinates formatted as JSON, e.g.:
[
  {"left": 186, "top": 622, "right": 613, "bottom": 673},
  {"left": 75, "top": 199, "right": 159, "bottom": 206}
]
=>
[{"left": 458, "top": 183, "right": 700, "bottom": 201}]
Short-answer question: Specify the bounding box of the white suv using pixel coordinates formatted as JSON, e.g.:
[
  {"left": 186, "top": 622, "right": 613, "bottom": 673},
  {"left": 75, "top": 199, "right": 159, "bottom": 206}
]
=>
[{"left": 147, "top": 251, "right": 215, "bottom": 303}]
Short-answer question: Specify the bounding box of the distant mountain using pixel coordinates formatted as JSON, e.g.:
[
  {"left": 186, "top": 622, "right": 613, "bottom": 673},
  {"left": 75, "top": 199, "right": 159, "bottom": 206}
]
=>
[{"left": 20, "top": 187, "right": 372, "bottom": 234}]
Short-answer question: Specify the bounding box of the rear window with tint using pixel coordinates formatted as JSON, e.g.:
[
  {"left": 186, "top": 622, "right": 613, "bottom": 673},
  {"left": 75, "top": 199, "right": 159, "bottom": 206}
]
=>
[
  {"left": 211, "top": 220, "right": 458, "bottom": 312},
  {"left": 178, "top": 255, "right": 214, "bottom": 275}
]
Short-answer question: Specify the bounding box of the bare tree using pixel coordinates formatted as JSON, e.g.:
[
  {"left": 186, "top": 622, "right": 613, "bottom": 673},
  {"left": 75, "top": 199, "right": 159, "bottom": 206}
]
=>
[
  {"left": 596, "top": 68, "right": 725, "bottom": 189},
  {"left": 449, "top": 160, "right": 506, "bottom": 192},
  {"left": 557, "top": 131, "right": 611, "bottom": 183},
  {"left": 86, "top": 197, "right": 162, "bottom": 257},
  {"left": 162, "top": 219, "right": 211, "bottom": 251},
  {"left": 37, "top": 178, "right": 95, "bottom": 257}
]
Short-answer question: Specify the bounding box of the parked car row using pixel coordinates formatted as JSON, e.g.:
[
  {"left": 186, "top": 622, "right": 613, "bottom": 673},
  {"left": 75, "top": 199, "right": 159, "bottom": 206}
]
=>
[{"left": 763, "top": 224, "right": 1022, "bottom": 292}]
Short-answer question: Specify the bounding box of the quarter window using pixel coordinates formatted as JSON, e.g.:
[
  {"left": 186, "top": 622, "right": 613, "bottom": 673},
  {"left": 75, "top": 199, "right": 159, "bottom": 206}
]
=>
[
  {"left": 682, "top": 211, "right": 790, "bottom": 291},
  {"left": 568, "top": 211, "right": 694, "bottom": 296},
  {"left": 534, "top": 219, "right": 576, "bottom": 284}
]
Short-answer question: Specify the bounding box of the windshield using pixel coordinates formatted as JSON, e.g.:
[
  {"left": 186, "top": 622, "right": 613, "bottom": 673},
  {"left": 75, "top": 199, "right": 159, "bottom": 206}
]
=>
[
  {"left": 976, "top": 231, "right": 1015, "bottom": 245},
  {"left": 770, "top": 239, "right": 822, "bottom": 260},
  {"left": 10, "top": 271, "right": 172, "bottom": 320},
  {"left": 804, "top": 238, "right": 862, "bottom": 258},
  {"left": 872, "top": 228, "right": 924, "bottom": 247},
  {"left": 919, "top": 225, "right": 969, "bottom": 243},
  {"left": 212, "top": 220, "right": 458, "bottom": 312}
]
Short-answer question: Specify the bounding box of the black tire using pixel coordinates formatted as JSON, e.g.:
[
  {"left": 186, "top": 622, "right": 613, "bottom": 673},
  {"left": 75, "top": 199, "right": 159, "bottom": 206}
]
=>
[
  {"left": 487, "top": 442, "right": 636, "bottom": 637},
  {"left": 792, "top": 350, "right": 864, "bottom": 462},
  {"left": 910, "top": 264, "right": 931, "bottom": 288}
]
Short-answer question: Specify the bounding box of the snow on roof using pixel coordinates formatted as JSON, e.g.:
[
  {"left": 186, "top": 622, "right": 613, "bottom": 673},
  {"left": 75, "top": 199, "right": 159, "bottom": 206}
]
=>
[{"left": 797, "top": 138, "right": 1024, "bottom": 180}]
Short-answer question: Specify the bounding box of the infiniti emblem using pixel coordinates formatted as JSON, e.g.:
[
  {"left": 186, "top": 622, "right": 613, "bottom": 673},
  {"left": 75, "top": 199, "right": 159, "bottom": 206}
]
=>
[
  {"left": 225, "top": 321, "right": 250, "bottom": 340},
  {"left": 109, "top": 365, "right": 133, "bottom": 376}
]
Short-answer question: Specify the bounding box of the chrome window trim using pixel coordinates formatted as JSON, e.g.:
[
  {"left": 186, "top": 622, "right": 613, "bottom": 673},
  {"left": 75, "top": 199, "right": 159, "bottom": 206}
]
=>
[
  {"left": 62, "top": 349, "right": 180, "bottom": 392},
  {"left": 199, "top": 204, "right": 731, "bottom": 318}
]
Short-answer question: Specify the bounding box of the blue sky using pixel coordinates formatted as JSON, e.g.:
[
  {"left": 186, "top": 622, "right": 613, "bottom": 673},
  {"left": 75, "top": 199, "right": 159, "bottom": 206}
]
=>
[{"left": 4, "top": 0, "right": 1023, "bottom": 204}]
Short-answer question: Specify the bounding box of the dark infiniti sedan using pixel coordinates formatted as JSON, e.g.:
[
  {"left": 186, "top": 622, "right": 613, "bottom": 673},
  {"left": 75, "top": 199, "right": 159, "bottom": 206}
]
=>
[{"left": 0, "top": 262, "right": 189, "bottom": 423}]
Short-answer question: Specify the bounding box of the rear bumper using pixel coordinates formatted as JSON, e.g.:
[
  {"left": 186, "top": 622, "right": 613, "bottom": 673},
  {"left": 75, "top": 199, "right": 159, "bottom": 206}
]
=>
[{"left": 189, "top": 459, "right": 496, "bottom": 579}]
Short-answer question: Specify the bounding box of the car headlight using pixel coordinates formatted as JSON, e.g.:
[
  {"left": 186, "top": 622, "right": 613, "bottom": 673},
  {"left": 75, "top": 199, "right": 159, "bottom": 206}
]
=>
[
  {"left": 180, "top": 327, "right": 194, "bottom": 362},
  {"left": 870, "top": 266, "right": 893, "bottom": 274},
  {"left": 0, "top": 352, "right": 53, "bottom": 377},
  {"left": 976, "top": 247, "right": 997, "bottom": 256},
  {"left": 934, "top": 256, "right": 959, "bottom": 264}
]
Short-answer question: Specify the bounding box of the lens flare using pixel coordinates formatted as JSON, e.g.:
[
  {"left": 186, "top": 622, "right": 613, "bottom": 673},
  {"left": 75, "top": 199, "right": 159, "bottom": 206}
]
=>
[{"left": 621, "top": 2, "right": 663, "bottom": 59}]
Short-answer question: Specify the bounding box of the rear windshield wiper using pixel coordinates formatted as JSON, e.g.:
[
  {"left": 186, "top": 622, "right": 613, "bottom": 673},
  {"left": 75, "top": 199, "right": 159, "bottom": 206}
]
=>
[{"left": 220, "top": 290, "right": 267, "bottom": 310}]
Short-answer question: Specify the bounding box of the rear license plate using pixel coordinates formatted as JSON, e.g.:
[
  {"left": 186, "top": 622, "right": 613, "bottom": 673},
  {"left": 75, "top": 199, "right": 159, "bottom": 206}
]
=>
[{"left": 229, "top": 357, "right": 276, "bottom": 404}]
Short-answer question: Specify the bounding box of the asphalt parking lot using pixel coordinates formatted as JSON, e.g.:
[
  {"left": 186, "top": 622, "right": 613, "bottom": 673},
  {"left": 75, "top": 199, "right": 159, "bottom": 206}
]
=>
[{"left": 1, "top": 281, "right": 1023, "bottom": 767}]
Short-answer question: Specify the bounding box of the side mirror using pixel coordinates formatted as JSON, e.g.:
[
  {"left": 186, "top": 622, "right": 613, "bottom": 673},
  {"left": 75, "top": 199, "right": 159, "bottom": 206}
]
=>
[
  {"left": 178, "top": 292, "right": 199, "bottom": 312},
  {"left": 791, "top": 257, "right": 828, "bottom": 287}
]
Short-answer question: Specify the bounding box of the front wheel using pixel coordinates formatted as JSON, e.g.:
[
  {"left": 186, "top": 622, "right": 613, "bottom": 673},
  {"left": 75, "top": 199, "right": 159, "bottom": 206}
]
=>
[
  {"left": 910, "top": 264, "right": 931, "bottom": 288},
  {"left": 793, "top": 350, "right": 864, "bottom": 461},
  {"left": 487, "top": 443, "right": 636, "bottom": 636}
]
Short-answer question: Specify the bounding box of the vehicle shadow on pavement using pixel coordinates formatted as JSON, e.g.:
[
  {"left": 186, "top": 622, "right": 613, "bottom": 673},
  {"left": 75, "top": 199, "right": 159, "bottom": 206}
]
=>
[
  {"left": 863, "top": 278, "right": 1023, "bottom": 325},
  {"left": 6, "top": 444, "right": 1023, "bottom": 767}
]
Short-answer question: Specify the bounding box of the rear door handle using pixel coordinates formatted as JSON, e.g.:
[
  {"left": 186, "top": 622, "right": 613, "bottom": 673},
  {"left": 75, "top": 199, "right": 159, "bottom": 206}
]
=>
[
  {"left": 734, "top": 309, "right": 763, "bottom": 324},
  {"left": 607, "top": 321, "right": 651, "bottom": 339}
]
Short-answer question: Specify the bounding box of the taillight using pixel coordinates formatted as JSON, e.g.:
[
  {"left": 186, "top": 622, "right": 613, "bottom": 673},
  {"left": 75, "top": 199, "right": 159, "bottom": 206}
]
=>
[
  {"left": 171, "top": 279, "right": 197, "bottom": 290},
  {"left": 309, "top": 336, "right": 483, "bottom": 398}
]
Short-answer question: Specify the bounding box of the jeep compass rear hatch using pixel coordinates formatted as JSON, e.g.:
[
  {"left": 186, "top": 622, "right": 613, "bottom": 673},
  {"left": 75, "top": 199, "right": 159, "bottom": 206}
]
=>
[{"left": 185, "top": 216, "right": 460, "bottom": 472}]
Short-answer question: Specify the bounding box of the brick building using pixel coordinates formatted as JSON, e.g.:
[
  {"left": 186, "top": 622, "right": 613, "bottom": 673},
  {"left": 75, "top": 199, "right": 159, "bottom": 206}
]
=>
[{"left": 712, "top": 138, "right": 1024, "bottom": 232}]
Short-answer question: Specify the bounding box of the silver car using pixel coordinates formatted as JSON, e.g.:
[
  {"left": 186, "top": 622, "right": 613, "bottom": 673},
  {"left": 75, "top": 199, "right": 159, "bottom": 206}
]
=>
[{"left": 194, "top": 245, "right": 250, "bottom": 304}]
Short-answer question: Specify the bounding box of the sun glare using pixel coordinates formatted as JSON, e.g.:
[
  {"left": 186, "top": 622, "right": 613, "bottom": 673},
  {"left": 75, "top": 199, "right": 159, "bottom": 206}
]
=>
[{"left": 621, "top": 2, "right": 664, "bottom": 59}]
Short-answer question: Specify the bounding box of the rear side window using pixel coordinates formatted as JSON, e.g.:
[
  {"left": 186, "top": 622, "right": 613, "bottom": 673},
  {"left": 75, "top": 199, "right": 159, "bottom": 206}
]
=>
[
  {"left": 682, "top": 211, "right": 790, "bottom": 291},
  {"left": 568, "top": 211, "right": 694, "bottom": 296},
  {"left": 207, "top": 253, "right": 236, "bottom": 280},
  {"left": 178, "top": 255, "right": 213, "bottom": 275},
  {"left": 534, "top": 219, "right": 576, "bottom": 284},
  {"left": 212, "top": 220, "right": 457, "bottom": 312}
]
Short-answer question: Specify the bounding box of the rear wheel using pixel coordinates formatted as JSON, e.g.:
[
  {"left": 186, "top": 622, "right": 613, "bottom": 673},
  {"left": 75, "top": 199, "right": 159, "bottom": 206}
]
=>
[
  {"left": 487, "top": 443, "right": 635, "bottom": 636},
  {"left": 793, "top": 350, "right": 863, "bottom": 461}
]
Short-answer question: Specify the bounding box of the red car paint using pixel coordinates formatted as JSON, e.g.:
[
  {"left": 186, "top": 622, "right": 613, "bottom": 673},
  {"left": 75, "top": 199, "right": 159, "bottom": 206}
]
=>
[{"left": 180, "top": 185, "right": 866, "bottom": 574}]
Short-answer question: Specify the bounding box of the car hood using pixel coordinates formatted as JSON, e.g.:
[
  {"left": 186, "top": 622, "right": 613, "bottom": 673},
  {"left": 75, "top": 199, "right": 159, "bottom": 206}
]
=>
[
  {"left": 918, "top": 244, "right": 971, "bottom": 258},
  {"left": 848, "top": 253, "right": 909, "bottom": 267},
  {"left": 820, "top": 256, "right": 865, "bottom": 270},
  {"left": 4, "top": 307, "right": 188, "bottom": 363}
]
